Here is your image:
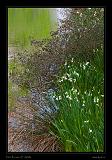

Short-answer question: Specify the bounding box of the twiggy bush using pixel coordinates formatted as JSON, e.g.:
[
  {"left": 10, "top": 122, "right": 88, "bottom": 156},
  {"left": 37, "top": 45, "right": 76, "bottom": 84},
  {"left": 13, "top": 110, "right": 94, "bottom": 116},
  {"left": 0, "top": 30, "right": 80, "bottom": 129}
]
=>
[{"left": 10, "top": 8, "right": 104, "bottom": 92}]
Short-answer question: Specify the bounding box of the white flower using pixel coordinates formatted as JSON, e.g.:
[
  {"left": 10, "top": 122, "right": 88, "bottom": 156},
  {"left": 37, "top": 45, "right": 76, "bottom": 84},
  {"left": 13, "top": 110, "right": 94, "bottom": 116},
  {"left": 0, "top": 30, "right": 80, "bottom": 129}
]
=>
[
  {"left": 66, "top": 73, "right": 70, "bottom": 77},
  {"left": 69, "top": 96, "right": 72, "bottom": 100},
  {"left": 97, "top": 98, "right": 99, "bottom": 103},
  {"left": 65, "top": 92, "right": 68, "bottom": 95},
  {"left": 84, "top": 120, "right": 89, "bottom": 123},
  {"left": 64, "top": 61, "right": 67, "bottom": 66},
  {"left": 83, "top": 100, "right": 85, "bottom": 104},
  {"left": 52, "top": 95, "right": 56, "bottom": 98},
  {"left": 77, "top": 11, "right": 79, "bottom": 14},
  {"left": 93, "top": 49, "right": 95, "bottom": 52},
  {"left": 85, "top": 62, "right": 89, "bottom": 66},
  {"left": 58, "top": 96, "right": 62, "bottom": 100},
  {"left": 71, "top": 58, "right": 74, "bottom": 63},
  {"left": 68, "top": 78, "right": 72, "bottom": 82},
  {"left": 55, "top": 97, "right": 59, "bottom": 101},
  {"left": 76, "top": 98, "right": 79, "bottom": 102},
  {"left": 83, "top": 64, "right": 86, "bottom": 70},
  {"left": 26, "top": 69, "right": 29, "bottom": 72},
  {"left": 80, "top": 63, "right": 82, "bottom": 67},
  {"left": 84, "top": 91, "right": 87, "bottom": 94},
  {"left": 63, "top": 76, "right": 67, "bottom": 80},
  {"left": 73, "top": 79, "right": 76, "bottom": 82},
  {"left": 74, "top": 89, "right": 78, "bottom": 93},
  {"left": 88, "top": 8, "right": 91, "bottom": 10},
  {"left": 68, "top": 65, "right": 70, "bottom": 68},
  {"left": 96, "top": 18, "right": 99, "bottom": 21},
  {"left": 101, "top": 95, "right": 104, "bottom": 97},
  {"left": 94, "top": 97, "right": 96, "bottom": 103},
  {"left": 80, "top": 13, "right": 82, "bottom": 17},
  {"left": 82, "top": 104, "right": 85, "bottom": 106},
  {"left": 73, "top": 71, "right": 79, "bottom": 77},
  {"left": 89, "top": 128, "right": 92, "bottom": 133},
  {"left": 94, "top": 11, "right": 97, "bottom": 16}
]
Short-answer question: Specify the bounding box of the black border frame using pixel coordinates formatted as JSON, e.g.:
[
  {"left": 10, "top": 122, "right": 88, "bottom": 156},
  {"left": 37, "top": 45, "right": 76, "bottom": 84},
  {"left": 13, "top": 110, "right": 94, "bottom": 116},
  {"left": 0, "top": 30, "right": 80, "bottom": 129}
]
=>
[{"left": 0, "top": 0, "right": 111, "bottom": 159}]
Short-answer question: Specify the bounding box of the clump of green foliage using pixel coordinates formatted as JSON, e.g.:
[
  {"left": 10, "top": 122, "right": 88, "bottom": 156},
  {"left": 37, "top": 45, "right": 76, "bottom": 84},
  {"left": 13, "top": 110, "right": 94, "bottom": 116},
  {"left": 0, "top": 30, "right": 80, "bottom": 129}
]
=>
[{"left": 50, "top": 46, "right": 104, "bottom": 152}]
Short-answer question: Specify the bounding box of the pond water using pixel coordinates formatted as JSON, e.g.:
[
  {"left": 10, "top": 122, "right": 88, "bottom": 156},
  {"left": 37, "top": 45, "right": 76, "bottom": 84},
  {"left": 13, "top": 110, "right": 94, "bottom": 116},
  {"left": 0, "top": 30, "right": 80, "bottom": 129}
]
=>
[{"left": 8, "top": 8, "right": 58, "bottom": 47}]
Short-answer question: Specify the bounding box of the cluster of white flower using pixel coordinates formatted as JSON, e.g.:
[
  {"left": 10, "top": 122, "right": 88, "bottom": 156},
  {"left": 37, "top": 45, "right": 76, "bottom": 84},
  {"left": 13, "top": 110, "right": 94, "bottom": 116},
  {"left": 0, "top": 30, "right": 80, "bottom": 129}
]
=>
[
  {"left": 74, "top": 96, "right": 79, "bottom": 102},
  {"left": 58, "top": 79, "right": 63, "bottom": 83},
  {"left": 94, "top": 97, "right": 99, "bottom": 103},
  {"left": 55, "top": 95, "right": 62, "bottom": 101},
  {"left": 66, "top": 95, "right": 72, "bottom": 100},
  {"left": 58, "top": 71, "right": 78, "bottom": 83},
  {"left": 84, "top": 120, "right": 89, "bottom": 123},
  {"left": 72, "top": 88, "right": 78, "bottom": 94},
  {"left": 64, "top": 91, "right": 72, "bottom": 100},
  {"left": 62, "top": 75, "right": 67, "bottom": 80},
  {"left": 82, "top": 62, "right": 90, "bottom": 70}
]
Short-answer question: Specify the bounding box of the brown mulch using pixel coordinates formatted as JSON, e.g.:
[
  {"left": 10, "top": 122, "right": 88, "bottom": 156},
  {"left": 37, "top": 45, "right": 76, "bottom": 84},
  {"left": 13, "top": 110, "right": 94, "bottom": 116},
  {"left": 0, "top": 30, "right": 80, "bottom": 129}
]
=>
[{"left": 8, "top": 101, "right": 61, "bottom": 152}]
